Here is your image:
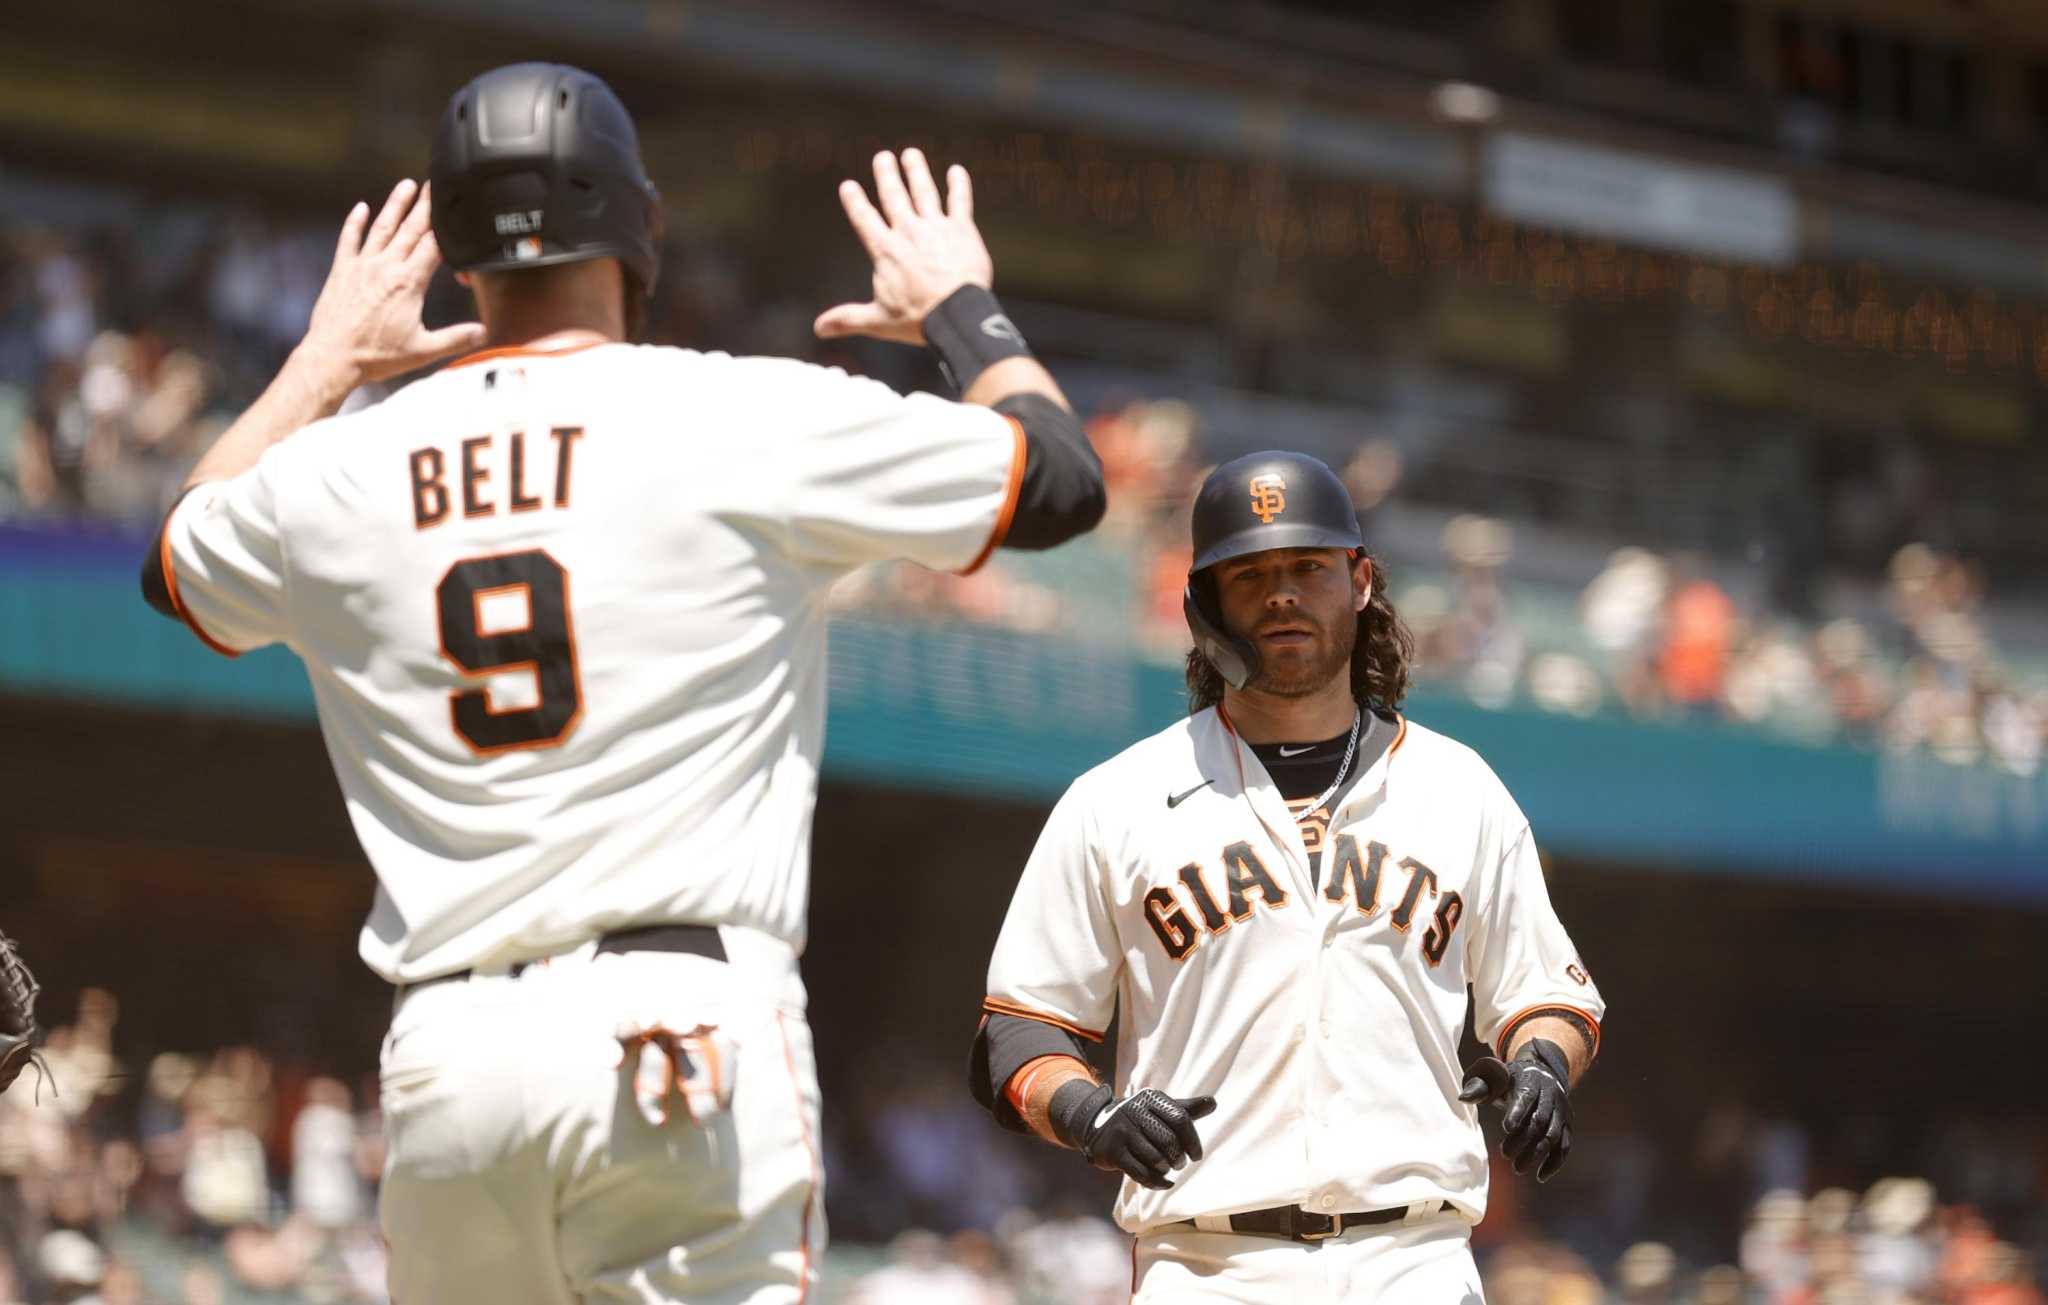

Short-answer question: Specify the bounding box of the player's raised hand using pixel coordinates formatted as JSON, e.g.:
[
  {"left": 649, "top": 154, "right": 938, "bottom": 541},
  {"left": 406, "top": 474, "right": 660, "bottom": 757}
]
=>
[
  {"left": 300, "top": 180, "right": 487, "bottom": 386},
  {"left": 815, "top": 149, "right": 994, "bottom": 346}
]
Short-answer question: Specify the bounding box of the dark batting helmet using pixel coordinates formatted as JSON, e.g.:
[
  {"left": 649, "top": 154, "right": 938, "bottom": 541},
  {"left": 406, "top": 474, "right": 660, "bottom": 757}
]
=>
[
  {"left": 1183, "top": 450, "right": 1363, "bottom": 691},
  {"left": 430, "top": 63, "right": 662, "bottom": 294}
]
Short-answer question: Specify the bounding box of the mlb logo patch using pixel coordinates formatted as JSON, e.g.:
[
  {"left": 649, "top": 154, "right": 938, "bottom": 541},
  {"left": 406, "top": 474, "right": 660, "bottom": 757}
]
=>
[{"left": 510, "top": 237, "right": 544, "bottom": 261}]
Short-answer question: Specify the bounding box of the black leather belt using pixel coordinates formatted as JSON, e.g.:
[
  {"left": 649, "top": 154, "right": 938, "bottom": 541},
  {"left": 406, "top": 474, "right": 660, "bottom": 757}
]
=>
[
  {"left": 1166, "top": 1200, "right": 1450, "bottom": 1244},
  {"left": 405, "top": 923, "right": 726, "bottom": 993}
]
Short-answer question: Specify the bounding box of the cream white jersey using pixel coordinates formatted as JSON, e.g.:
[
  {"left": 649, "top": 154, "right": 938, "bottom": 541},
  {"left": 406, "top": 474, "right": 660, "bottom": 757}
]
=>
[
  {"left": 984, "top": 707, "right": 1605, "bottom": 1234},
  {"left": 161, "top": 340, "right": 1023, "bottom": 984}
]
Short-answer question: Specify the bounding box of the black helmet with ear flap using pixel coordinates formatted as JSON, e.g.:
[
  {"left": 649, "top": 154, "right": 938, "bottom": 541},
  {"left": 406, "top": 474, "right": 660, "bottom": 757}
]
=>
[{"left": 1183, "top": 450, "right": 1363, "bottom": 691}]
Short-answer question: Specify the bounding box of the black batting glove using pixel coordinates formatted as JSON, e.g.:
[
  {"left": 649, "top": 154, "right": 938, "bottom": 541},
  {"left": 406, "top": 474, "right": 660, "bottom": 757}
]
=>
[
  {"left": 1459, "top": 1037, "right": 1573, "bottom": 1183},
  {"left": 1050, "top": 1082, "right": 1218, "bottom": 1190}
]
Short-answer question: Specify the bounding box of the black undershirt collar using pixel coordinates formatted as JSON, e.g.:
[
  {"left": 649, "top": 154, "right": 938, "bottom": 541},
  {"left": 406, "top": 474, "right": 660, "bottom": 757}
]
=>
[{"left": 1248, "top": 714, "right": 1393, "bottom": 882}]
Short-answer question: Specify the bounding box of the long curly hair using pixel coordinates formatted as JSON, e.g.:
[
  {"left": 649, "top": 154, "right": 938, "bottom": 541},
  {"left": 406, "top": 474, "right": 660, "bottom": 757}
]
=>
[{"left": 1185, "top": 552, "right": 1414, "bottom": 715}]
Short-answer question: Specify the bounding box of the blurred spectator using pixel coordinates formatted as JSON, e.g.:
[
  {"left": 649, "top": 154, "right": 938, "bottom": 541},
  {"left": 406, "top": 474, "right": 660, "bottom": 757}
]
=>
[
  {"left": 287, "top": 1079, "right": 360, "bottom": 1230},
  {"left": 1744, "top": 1188, "right": 1810, "bottom": 1294},
  {"left": 844, "top": 1228, "right": 1010, "bottom": 1305},
  {"left": 1428, "top": 515, "right": 1525, "bottom": 708},
  {"left": 35, "top": 1231, "right": 103, "bottom": 1305},
  {"left": 1658, "top": 562, "right": 1738, "bottom": 714},
  {"left": 1612, "top": 1241, "right": 1678, "bottom": 1303},
  {"left": 1860, "top": 1177, "right": 1938, "bottom": 1299}
]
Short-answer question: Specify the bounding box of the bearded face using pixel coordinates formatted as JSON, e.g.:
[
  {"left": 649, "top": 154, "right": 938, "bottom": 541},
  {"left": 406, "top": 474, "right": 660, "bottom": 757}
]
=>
[{"left": 1209, "top": 548, "right": 1367, "bottom": 699}]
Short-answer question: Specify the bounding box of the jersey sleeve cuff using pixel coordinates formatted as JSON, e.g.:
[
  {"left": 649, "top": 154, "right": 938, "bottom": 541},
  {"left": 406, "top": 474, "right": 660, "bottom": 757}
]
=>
[
  {"left": 981, "top": 995, "right": 1105, "bottom": 1043},
  {"left": 955, "top": 415, "right": 1027, "bottom": 576},
  {"left": 159, "top": 498, "right": 247, "bottom": 659},
  {"left": 1494, "top": 1003, "right": 1601, "bottom": 1061}
]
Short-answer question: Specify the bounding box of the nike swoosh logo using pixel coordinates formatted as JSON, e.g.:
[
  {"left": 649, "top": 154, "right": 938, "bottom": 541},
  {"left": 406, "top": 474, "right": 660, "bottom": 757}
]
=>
[
  {"left": 980, "top": 313, "right": 1022, "bottom": 343},
  {"left": 1166, "top": 780, "right": 1214, "bottom": 809},
  {"left": 1277, "top": 744, "right": 1315, "bottom": 757}
]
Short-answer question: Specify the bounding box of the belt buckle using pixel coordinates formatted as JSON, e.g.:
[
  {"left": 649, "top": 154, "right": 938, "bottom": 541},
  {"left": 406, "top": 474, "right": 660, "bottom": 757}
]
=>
[{"left": 1292, "top": 1208, "right": 1339, "bottom": 1242}]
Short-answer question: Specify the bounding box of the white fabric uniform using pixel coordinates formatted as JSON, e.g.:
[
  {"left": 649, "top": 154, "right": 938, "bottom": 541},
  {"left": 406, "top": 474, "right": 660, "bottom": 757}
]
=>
[
  {"left": 160, "top": 339, "right": 1024, "bottom": 1303},
  {"left": 1134, "top": 1220, "right": 1483, "bottom": 1304},
  {"left": 984, "top": 707, "right": 1604, "bottom": 1301}
]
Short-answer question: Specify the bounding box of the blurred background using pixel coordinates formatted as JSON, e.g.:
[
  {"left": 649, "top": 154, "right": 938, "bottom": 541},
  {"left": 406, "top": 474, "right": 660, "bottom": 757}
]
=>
[{"left": 3, "top": 0, "right": 2047, "bottom": 1301}]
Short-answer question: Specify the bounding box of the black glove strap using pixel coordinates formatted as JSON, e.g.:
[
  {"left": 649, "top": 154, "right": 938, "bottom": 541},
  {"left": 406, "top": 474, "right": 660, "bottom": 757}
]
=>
[
  {"left": 924, "top": 285, "right": 1032, "bottom": 392},
  {"left": 1049, "top": 1079, "right": 1113, "bottom": 1151}
]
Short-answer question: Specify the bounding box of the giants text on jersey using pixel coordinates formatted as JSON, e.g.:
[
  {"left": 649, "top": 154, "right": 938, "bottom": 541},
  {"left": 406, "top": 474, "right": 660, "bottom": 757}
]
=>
[{"left": 982, "top": 708, "right": 1605, "bottom": 1235}]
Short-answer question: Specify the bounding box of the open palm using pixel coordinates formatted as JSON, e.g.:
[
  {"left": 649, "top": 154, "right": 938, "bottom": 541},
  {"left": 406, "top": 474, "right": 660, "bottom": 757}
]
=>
[{"left": 814, "top": 149, "right": 993, "bottom": 347}]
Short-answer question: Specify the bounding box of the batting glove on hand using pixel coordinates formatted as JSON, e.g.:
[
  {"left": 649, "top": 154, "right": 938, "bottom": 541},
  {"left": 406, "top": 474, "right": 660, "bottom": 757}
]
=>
[
  {"left": 1459, "top": 1037, "right": 1572, "bottom": 1183},
  {"left": 1053, "top": 1084, "right": 1217, "bottom": 1190}
]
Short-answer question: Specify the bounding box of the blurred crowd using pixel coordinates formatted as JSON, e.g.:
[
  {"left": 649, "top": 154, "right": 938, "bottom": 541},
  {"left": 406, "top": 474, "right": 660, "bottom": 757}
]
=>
[
  {"left": 1414, "top": 531, "right": 2045, "bottom": 777},
  {"left": 844, "top": 398, "right": 2047, "bottom": 777},
  {"left": 4, "top": 199, "right": 2045, "bottom": 775},
  {"left": 0, "top": 216, "right": 328, "bottom": 523},
  {"left": 1481, "top": 1183, "right": 2044, "bottom": 1305},
  {"left": 4, "top": 994, "right": 2045, "bottom": 1302},
  {"left": 0, "top": 991, "right": 388, "bottom": 1305}
]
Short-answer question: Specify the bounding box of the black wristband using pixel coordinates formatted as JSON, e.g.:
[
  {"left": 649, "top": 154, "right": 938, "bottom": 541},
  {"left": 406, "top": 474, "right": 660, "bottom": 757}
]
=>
[
  {"left": 1049, "top": 1079, "right": 1113, "bottom": 1151},
  {"left": 924, "top": 285, "right": 1031, "bottom": 392}
]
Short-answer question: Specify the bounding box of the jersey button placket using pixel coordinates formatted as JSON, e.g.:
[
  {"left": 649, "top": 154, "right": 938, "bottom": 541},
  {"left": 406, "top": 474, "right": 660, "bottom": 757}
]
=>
[{"left": 1297, "top": 938, "right": 1329, "bottom": 1165}]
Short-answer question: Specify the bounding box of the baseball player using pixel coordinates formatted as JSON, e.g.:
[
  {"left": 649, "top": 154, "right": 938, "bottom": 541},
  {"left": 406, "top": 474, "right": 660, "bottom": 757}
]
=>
[
  {"left": 970, "top": 451, "right": 1605, "bottom": 1302},
  {"left": 137, "top": 63, "right": 1105, "bottom": 1304}
]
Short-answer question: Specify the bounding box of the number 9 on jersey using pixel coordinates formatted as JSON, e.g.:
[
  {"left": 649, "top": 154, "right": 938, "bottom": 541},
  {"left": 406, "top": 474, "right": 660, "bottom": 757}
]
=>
[{"left": 435, "top": 549, "right": 583, "bottom": 754}]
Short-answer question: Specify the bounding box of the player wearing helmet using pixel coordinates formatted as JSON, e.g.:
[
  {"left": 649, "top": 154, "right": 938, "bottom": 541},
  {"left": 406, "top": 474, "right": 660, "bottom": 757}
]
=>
[
  {"left": 970, "top": 451, "right": 1605, "bottom": 1302},
  {"left": 139, "top": 62, "right": 1106, "bottom": 1305}
]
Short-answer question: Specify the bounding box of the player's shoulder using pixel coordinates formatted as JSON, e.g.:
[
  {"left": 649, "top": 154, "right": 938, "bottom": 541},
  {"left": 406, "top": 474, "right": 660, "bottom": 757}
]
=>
[
  {"left": 1390, "top": 715, "right": 1518, "bottom": 804},
  {"left": 632, "top": 348, "right": 923, "bottom": 415},
  {"left": 621, "top": 347, "right": 879, "bottom": 389},
  {"left": 1064, "top": 711, "right": 1221, "bottom": 802}
]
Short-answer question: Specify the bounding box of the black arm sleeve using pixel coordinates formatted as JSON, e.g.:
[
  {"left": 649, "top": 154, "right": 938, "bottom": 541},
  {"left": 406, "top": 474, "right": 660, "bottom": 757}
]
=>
[
  {"left": 967, "top": 1011, "right": 1097, "bottom": 1134},
  {"left": 140, "top": 519, "right": 177, "bottom": 619},
  {"left": 992, "top": 393, "right": 1105, "bottom": 551}
]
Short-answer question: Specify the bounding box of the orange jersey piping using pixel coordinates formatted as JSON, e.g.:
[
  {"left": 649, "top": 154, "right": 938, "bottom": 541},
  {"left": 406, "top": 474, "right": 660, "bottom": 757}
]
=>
[
  {"left": 981, "top": 996, "right": 1106, "bottom": 1044},
  {"left": 159, "top": 507, "right": 244, "bottom": 659},
  {"left": 957, "top": 415, "right": 1028, "bottom": 576},
  {"left": 443, "top": 337, "right": 607, "bottom": 371}
]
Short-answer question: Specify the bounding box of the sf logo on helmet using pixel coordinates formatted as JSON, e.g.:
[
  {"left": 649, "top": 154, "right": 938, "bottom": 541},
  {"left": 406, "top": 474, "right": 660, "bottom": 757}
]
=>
[{"left": 1249, "top": 473, "right": 1287, "bottom": 524}]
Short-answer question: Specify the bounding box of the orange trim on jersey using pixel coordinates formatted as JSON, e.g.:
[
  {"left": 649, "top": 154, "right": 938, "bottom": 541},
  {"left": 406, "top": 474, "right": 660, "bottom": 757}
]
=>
[
  {"left": 443, "top": 336, "right": 608, "bottom": 371},
  {"left": 981, "top": 997, "right": 1106, "bottom": 1044},
  {"left": 159, "top": 502, "right": 245, "bottom": 659},
  {"left": 957, "top": 415, "right": 1028, "bottom": 576},
  {"left": 777, "top": 1012, "right": 819, "bottom": 1304},
  {"left": 1389, "top": 715, "right": 1409, "bottom": 754},
  {"left": 1495, "top": 1003, "right": 1603, "bottom": 1061}
]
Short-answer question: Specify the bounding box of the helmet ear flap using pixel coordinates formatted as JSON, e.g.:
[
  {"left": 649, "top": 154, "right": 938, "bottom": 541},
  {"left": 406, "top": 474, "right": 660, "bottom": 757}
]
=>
[{"left": 1183, "top": 570, "right": 1259, "bottom": 692}]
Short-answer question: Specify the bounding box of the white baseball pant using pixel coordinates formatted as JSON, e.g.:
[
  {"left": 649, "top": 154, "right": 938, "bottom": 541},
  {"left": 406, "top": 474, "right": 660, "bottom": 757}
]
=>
[
  {"left": 377, "top": 936, "right": 822, "bottom": 1304},
  {"left": 1131, "top": 1212, "right": 1483, "bottom": 1303}
]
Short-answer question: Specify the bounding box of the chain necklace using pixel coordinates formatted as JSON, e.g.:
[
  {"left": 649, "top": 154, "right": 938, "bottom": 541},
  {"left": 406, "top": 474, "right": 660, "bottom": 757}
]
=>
[{"left": 1297, "top": 708, "right": 1363, "bottom": 820}]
